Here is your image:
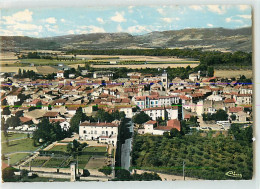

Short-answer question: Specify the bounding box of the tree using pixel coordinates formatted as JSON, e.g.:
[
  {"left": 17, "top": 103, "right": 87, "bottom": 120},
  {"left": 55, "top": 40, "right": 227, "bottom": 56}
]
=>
[
  {"left": 2, "top": 167, "right": 18, "bottom": 182},
  {"left": 95, "top": 109, "right": 114, "bottom": 122},
  {"left": 2, "top": 107, "right": 11, "bottom": 115},
  {"left": 6, "top": 116, "right": 20, "bottom": 129},
  {"left": 66, "top": 139, "right": 87, "bottom": 158},
  {"left": 230, "top": 114, "right": 236, "bottom": 121},
  {"left": 69, "top": 107, "right": 88, "bottom": 133},
  {"left": 207, "top": 66, "right": 214, "bottom": 77},
  {"left": 132, "top": 111, "right": 150, "bottom": 124},
  {"left": 170, "top": 128, "right": 182, "bottom": 138},
  {"left": 215, "top": 109, "right": 228, "bottom": 121}
]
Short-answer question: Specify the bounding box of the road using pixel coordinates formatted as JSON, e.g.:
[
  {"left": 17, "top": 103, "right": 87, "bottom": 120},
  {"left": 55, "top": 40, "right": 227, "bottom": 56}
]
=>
[{"left": 121, "top": 120, "right": 133, "bottom": 171}]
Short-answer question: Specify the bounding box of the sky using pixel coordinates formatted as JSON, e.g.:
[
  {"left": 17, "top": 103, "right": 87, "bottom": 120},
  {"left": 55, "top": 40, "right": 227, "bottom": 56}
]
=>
[{"left": 0, "top": 5, "right": 252, "bottom": 37}]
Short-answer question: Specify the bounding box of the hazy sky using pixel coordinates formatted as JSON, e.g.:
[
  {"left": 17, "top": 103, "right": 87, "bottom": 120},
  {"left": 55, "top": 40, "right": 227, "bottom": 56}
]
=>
[{"left": 0, "top": 5, "right": 252, "bottom": 37}]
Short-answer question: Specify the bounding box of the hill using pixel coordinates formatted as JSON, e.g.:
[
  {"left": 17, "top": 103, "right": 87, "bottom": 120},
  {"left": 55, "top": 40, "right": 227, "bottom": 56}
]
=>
[{"left": 0, "top": 27, "right": 252, "bottom": 52}]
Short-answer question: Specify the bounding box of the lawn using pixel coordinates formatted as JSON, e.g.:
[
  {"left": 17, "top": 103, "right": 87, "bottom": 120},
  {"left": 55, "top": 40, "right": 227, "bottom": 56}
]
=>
[
  {"left": 1, "top": 132, "right": 28, "bottom": 142},
  {"left": 82, "top": 146, "right": 107, "bottom": 153},
  {"left": 48, "top": 145, "right": 67, "bottom": 152},
  {"left": 78, "top": 155, "right": 92, "bottom": 169},
  {"left": 2, "top": 138, "right": 39, "bottom": 155},
  {"left": 3, "top": 153, "right": 31, "bottom": 165}
]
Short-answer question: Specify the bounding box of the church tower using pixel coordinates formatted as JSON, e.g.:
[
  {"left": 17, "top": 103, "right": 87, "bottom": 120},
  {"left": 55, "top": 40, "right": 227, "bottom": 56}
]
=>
[{"left": 161, "top": 70, "right": 168, "bottom": 90}]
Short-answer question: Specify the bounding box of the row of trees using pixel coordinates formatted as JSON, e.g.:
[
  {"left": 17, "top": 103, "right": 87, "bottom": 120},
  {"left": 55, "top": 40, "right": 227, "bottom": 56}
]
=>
[{"left": 131, "top": 127, "right": 253, "bottom": 180}]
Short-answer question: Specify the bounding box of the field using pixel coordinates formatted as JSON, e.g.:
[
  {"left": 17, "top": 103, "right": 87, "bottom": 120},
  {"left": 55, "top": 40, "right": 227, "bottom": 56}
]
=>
[
  {"left": 1, "top": 138, "right": 39, "bottom": 165},
  {"left": 84, "top": 156, "right": 107, "bottom": 169},
  {"left": 91, "top": 63, "right": 198, "bottom": 69},
  {"left": 83, "top": 146, "right": 107, "bottom": 153},
  {"left": 48, "top": 145, "right": 67, "bottom": 152},
  {"left": 3, "top": 153, "right": 31, "bottom": 165},
  {"left": 2, "top": 138, "right": 39, "bottom": 155},
  {"left": 214, "top": 70, "right": 252, "bottom": 78},
  {"left": 1, "top": 132, "right": 28, "bottom": 141},
  {"left": 0, "top": 66, "right": 38, "bottom": 73}
]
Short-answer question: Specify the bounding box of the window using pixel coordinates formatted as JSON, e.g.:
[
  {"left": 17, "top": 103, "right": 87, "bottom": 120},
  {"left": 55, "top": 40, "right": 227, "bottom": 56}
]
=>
[
  {"left": 83, "top": 130, "right": 86, "bottom": 134},
  {"left": 91, "top": 131, "right": 93, "bottom": 134},
  {"left": 94, "top": 130, "right": 97, "bottom": 134}
]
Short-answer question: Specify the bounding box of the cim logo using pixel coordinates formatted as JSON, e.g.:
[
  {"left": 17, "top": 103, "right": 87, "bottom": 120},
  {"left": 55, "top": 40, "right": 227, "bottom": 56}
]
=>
[{"left": 225, "top": 171, "right": 242, "bottom": 178}]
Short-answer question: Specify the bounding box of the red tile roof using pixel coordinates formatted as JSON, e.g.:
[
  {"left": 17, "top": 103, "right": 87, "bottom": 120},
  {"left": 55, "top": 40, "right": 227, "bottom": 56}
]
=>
[
  {"left": 229, "top": 107, "right": 244, "bottom": 113},
  {"left": 43, "top": 112, "right": 59, "bottom": 117},
  {"left": 20, "top": 117, "right": 32, "bottom": 123},
  {"left": 145, "top": 120, "right": 157, "bottom": 125}
]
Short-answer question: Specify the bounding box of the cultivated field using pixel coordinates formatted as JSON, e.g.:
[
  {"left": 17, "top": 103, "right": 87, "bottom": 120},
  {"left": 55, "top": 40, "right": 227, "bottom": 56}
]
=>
[
  {"left": 0, "top": 66, "right": 37, "bottom": 73},
  {"left": 214, "top": 70, "right": 253, "bottom": 78},
  {"left": 91, "top": 63, "right": 198, "bottom": 69}
]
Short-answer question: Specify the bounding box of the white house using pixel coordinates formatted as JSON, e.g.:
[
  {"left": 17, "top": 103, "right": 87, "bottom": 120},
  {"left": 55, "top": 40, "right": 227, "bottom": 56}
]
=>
[
  {"left": 79, "top": 121, "right": 119, "bottom": 146},
  {"left": 143, "top": 106, "right": 178, "bottom": 120},
  {"left": 56, "top": 71, "right": 64, "bottom": 78},
  {"left": 143, "top": 119, "right": 181, "bottom": 135},
  {"left": 206, "top": 94, "right": 223, "bottom": 101},
  {"left": 119, "top": 106, "right": 133, "bottom": 118}
]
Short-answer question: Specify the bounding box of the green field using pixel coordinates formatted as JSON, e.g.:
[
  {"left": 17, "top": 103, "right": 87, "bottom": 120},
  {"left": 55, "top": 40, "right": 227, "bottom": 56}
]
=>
[
  {"left": 78, "top": 155, "right": 92, "bottom": 169},
  {"left": 2, "top": 138, "right": 39, "bottom": 155},
  {"left": 82, "top": 146, "right": 107, "bottom": 153},
  {"left": 48, "top": 145, "right": 67, "bottom": 152},
  {"left": 1, "top": 132, "right": 28, "bottom": 141},
  {"left": 2, "top": 138, "right": 40, "bottom": 165},
  {"left": 3, "top": 153, "right": 31, "bottom": 165}
]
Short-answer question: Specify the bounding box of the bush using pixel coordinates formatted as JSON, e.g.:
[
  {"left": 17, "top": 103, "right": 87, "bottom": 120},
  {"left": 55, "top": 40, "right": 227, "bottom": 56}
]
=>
[
  {"left": 82, "top": 169, "right": 90, "bottom": 177},
  {"left": 98, "top": 166, "right": 112, "bottom": 176}
]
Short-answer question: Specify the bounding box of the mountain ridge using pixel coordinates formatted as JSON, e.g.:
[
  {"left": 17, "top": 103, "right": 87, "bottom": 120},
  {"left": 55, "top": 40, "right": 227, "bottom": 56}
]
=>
[{"left": 0, "top": 27, "right": 252, "bottom": 52}]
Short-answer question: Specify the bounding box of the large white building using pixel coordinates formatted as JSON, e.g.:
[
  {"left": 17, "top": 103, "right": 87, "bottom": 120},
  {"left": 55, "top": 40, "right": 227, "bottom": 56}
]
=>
[
  {"left": 143, "top": 106, "right": 178, "bottom": 120},
  {"left": 79, "top": 121, "right": 119, "bottom": 146}
]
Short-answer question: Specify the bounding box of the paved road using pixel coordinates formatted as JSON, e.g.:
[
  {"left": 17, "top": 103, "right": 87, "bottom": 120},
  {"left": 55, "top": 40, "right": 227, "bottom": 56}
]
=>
[{"left": 121, "top": 120, "right": 133, "bottom": 171}]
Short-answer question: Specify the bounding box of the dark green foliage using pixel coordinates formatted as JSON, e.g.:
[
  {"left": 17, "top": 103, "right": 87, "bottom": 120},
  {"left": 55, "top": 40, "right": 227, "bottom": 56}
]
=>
[
  {"left": 66, "top": 139, "right": 87, "bottom": 157},
  {"left": 6, "top": 116, "right": 20, "bottom": 128},
  {"left": 2, "top": 107, "right": 11, "bottom": 115},
  {"left": 207, "top": 66, "right": 214, "bottom": 77},
  {"left": 202, "top": 109, "right": 228, "bottom": 121},
  {"left": 115, "top": 169, "right": 131, "bottom": 181},
  {"left": 69, "top": 107, "right": 89, "bottom": 133},
  {"left": 82, "top": 169, "right": 90, "bottom": 177},
  {"left": 98, "top": 166, "right": 112, "bottom": 176},
  {"left": 132, "top": 111, "right": 150, "bottom": 124},
  {"left": 33, "top": 118, "right": 69, "bottom": 144},
  {"left": 229, "top": 124, "right": 253, "bottom": 144},
  {"left": 131, "top": 130, "right": 253, "bottom": 180},
  {"left": 131, "top": 172, "right": 161, "bottom": 181},
  {"left": 2, "top": 167, "right": 19, "bottom": 182}
]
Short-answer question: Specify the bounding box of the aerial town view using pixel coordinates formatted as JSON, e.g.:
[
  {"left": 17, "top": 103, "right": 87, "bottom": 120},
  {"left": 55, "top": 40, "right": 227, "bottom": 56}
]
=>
[{"left": 0, "top": 5, "right": 253, "bottom": 182}]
